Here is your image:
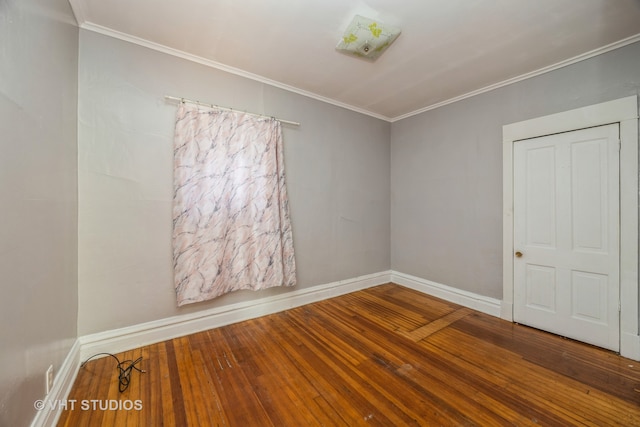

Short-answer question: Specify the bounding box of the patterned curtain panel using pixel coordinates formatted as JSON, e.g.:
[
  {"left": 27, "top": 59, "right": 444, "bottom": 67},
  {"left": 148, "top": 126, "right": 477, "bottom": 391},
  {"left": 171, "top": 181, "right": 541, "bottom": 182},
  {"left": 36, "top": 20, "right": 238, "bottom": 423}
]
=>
[{"left": 172, "top": 104, "right": 296, "bottom": 306}]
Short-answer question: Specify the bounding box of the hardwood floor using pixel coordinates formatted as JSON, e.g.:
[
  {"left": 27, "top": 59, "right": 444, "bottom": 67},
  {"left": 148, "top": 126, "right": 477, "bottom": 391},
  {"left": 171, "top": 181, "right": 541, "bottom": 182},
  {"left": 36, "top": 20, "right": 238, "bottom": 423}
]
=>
[{"left": 58, "top": 284, "right": 640, "bottom": 426}]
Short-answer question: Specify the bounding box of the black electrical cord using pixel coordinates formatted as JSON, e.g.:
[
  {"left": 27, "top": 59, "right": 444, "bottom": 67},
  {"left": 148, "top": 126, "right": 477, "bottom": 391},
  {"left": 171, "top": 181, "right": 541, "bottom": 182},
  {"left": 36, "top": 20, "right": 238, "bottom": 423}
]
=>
[{"left": 81, "top": 352, "right": 146, "bottom": 393}]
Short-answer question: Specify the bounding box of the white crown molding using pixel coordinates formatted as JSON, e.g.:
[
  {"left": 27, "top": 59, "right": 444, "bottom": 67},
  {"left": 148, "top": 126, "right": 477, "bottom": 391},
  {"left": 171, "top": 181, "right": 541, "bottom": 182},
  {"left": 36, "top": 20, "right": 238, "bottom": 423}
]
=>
[
  {"left": 390, "top": 33, "right": 640, "bottom": 122},
  {"left": 78, "top": 22, "right": 391, "bottom": 122},
  {"left": 76, "top": 20, "right": 639, "bottom": 124},
  {"left": 67, "top": 0, "right": 88, "bottom": 28}
]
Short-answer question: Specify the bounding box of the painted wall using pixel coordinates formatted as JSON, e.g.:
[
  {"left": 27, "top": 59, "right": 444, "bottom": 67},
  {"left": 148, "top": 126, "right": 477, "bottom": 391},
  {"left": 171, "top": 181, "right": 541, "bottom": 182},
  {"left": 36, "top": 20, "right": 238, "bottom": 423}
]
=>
[
  {"left": 77, "top": 30, "right": 391, "bottom": 335},
  {"left": 391, "top": 41, "right": 640, "bottom": 300},
  {"left": 0, "top": 0, "right": 78, "bottom": 425}
]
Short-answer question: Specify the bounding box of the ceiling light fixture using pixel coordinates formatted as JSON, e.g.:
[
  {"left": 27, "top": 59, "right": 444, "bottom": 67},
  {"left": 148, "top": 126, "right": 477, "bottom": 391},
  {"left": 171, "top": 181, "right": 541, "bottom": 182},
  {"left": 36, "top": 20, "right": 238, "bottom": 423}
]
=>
[{"left": 336, "top": 15, "right": 401, "bottom": 61}]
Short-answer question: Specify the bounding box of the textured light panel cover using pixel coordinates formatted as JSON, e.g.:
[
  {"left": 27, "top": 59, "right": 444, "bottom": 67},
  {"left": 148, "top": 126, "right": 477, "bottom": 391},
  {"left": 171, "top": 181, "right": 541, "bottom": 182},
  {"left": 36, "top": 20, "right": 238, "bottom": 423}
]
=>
[{"left": 336, "top": 15, "right": 401, "bottom": 61}]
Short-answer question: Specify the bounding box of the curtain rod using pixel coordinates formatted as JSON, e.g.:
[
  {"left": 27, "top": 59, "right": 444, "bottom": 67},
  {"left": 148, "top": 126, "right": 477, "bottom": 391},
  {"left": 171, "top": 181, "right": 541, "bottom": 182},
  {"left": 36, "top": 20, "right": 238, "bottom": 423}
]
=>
[{"left": 164, "top": 95, "right": 300, "bottom": 126}]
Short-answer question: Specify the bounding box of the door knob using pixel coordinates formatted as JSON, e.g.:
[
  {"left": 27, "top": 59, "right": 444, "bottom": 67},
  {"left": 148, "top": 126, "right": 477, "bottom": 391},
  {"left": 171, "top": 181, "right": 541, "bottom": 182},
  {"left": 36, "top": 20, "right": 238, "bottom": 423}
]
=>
[{"left": 515, "top": 251, "right": 523, "bottom": 258}]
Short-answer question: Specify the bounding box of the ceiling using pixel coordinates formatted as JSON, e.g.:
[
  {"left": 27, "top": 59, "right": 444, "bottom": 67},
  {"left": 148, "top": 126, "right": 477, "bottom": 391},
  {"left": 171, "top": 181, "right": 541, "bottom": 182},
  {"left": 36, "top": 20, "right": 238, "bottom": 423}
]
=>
[{"left": 68, "top": 0, "right": 640, "bottom": 121}]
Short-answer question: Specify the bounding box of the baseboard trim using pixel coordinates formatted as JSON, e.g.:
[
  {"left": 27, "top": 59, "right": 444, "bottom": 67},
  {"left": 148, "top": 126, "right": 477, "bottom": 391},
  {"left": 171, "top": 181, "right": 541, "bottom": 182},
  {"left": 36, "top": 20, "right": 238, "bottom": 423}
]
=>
[
  {"left": 391, "top": 271, "right": 502, "bottom": 317},
  {"left": 29, "top": 268, "right": 640, "bottom": 427},
  {"left": 30, "top": 339, "right": 81, "bottom": 427},
  {"left": 79, "top": 270, "right": 392, "bottom": 360},
  {"left": 31, "top": 268, "right": 510, "bottom": 427},
  {"left": 500, "top": 301, "right": 514, "bottom": 322}
]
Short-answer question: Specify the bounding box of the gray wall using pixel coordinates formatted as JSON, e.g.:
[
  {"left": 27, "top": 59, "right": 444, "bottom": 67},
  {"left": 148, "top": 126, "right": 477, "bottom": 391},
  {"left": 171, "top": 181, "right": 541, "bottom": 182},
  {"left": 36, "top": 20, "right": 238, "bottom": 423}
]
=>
[
  {"left": 0, "top": 0, "right": 78, "bottom": 425},
  {"left": 2, "top": 9, "right": 636, "bottom": 423},
  {"left": 77, "top": 30, "right": 391, "bottom": 335},
  {"left": 391, "top": 41, "right": 640, "bottom": 300}
]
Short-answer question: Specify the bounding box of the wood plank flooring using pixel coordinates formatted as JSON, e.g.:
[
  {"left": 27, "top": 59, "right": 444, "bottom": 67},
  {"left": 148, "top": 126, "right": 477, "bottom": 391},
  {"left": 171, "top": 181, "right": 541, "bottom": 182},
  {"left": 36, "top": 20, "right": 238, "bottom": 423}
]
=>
[{"left": 58, "top": 284, "right": 640, "bottom": 426}]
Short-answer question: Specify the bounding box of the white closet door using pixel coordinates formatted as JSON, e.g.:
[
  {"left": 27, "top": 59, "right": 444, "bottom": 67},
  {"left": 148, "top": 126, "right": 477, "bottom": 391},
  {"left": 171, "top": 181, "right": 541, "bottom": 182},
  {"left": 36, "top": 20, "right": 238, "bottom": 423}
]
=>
[{"left": 513, "top": 123, "right": 620, "bottom": 351}]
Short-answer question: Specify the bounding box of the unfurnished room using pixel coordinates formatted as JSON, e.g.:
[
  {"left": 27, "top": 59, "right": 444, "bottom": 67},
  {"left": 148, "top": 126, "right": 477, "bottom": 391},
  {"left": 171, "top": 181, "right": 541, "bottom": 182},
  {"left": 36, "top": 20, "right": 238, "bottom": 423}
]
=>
[{"left": 2, "top": 0, "right": 640, "bottom": 426}]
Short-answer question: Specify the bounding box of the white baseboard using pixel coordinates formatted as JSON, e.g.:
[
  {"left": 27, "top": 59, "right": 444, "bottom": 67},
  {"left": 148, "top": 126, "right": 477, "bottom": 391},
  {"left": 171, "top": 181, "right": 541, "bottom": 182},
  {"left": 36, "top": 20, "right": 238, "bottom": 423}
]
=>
[
  {"left": 79, "top": 269, "right": 501, "bottom": 362},
  {"left": 30, "top": 339, "right": 81, "bottom": 427},
  {"left": 30, "top": 271, "right": 391, "bottom": 427},
  {"left": 500, "top": 301, "right": 513, "bottom": 322},
  {"left": 79, "top": 270, "right": 392, "bottom": 360},
  {"left": 28, "top": 268, "right": 640, "bottom": 427},
  {"left": 391, "top": 270, "right": 502, "bottom": 317},
  {"left": 31, "top": 268, "right": 510, "bottom": 427}
]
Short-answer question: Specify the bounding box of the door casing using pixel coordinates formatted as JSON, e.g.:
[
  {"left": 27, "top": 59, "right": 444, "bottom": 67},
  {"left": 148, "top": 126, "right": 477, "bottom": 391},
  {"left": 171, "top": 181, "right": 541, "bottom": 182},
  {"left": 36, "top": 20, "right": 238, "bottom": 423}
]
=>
[{"left": 502, "top": 96, "right": 639, "bottom": 360}]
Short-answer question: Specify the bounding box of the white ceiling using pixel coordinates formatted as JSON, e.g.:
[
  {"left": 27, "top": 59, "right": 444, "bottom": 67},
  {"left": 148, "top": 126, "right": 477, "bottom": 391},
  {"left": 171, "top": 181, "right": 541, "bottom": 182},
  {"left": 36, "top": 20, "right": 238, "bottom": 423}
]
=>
[{"left": 69, "top": 0, "right": 640, "bottom": 121}]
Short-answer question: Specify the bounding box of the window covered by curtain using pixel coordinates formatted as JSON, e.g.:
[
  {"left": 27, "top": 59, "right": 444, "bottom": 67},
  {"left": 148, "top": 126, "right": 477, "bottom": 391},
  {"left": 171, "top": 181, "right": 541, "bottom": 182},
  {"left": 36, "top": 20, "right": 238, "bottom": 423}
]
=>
[{"left": 172, "top": 104, "right": 296, "bottom": 306}]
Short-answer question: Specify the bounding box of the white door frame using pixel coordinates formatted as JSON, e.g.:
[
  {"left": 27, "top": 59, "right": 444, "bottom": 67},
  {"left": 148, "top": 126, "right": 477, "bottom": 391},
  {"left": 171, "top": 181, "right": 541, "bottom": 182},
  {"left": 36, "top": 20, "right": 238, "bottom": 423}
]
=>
[{"left": 502, "top": 96, "right": 639, "bottom": 360}]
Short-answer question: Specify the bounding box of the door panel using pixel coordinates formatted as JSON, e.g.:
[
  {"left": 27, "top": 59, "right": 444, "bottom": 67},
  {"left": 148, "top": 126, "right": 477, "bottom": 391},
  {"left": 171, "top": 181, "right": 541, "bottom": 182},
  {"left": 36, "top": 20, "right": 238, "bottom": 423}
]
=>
[
  {"left": 571, "top": 271, "right": 608, "bottom": 324},
  {"left": 514, "top": 124, "right": 620, "bottom": 351},
  {"left": 525, "top": 146, "right": 556, "bottom": 248},
  {"left": 571, "top": 139, "right": 609, "bottom": 253},
  {"left": 525, "top": 264, "right": 556, "bottom": 312}
]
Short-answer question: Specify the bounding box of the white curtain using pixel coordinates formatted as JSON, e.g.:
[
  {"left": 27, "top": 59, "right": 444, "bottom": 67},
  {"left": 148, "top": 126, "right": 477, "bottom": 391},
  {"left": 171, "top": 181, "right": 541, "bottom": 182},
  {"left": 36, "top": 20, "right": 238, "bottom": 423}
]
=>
[{"left": 172, "top": 104, "right": 296, "bottom": 306}]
